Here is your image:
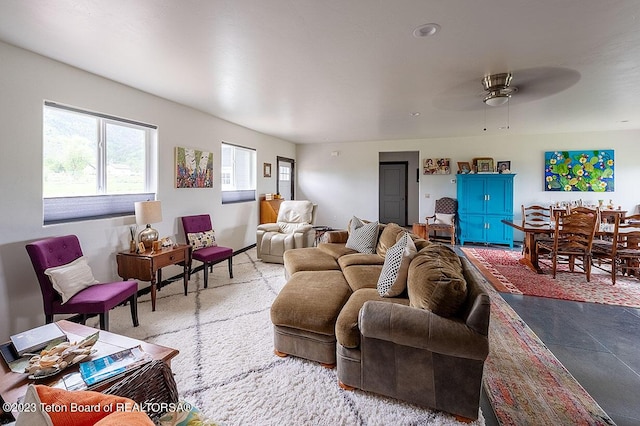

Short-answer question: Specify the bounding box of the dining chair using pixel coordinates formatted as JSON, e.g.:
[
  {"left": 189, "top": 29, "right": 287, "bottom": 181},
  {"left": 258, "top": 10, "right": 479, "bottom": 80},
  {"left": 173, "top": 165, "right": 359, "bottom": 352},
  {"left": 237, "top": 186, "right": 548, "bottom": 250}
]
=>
[
  {"left": 594, "top": 214, "right": 640, "bottom": 284},
  {"left": 26, "top": 235, "right": 139, "bottom": 331},
  {"left": 425, "top": 197, "right": 457, "bottom": 245},
  {"left": 522, "top": 204, "right": 553, "bottom": 256},
  {"left": 181, "top": 214, "right": 233, "bottom": 289},
  {"left": 617, "top": 214, "right": 640, "bottom": 279},
  {"left": 537, "top": 208, "right": 598, "bottom": 281}
]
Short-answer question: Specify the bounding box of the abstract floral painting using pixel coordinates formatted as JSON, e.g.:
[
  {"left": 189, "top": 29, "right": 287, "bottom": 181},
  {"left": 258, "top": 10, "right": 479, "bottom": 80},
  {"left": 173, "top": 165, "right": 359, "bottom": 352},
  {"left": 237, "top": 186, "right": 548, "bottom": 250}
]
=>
[
  {"left": 176, "top": 146, "right": 213, "bottom": 188},
  {"left": 544, "top": 150, "right": 614, "bottom": 192}
]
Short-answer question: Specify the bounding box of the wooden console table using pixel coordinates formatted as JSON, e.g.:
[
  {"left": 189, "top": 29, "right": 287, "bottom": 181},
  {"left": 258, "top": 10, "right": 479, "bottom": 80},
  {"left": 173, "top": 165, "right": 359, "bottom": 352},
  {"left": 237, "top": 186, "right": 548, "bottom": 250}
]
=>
[
  {"left": 0, "top": 320, "right": 179, "bottom": 418},
  {"left": 116, "top": 245, "right": 190, "bottom": 311}
]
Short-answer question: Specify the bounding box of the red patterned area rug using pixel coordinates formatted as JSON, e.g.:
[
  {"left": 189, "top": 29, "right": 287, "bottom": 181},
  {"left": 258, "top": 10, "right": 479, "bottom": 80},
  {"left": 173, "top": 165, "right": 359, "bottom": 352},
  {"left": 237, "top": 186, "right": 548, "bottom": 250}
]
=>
[
  {"left": 461, "top": 261, "right": 616, "bottom": 425},
  {"left": 462, "top": 247, "right": 640, "bottom": 308}
]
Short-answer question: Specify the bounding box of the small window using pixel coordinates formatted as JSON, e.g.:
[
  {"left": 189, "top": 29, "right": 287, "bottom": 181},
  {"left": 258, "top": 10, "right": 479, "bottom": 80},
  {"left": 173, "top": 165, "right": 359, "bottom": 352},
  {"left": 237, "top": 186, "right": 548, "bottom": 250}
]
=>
[
  {"left": 43, "top": 102, "right": 157, "bottom": 224},
  {"left": 221, "top": 142, "right": 256, "bottom": 204}
]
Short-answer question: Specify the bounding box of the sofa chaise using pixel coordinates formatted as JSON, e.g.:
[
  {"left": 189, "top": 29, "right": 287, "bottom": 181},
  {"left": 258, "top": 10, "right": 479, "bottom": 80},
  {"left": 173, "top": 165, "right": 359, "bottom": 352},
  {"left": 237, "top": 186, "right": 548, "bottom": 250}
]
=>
[{"left": 270, "top": 221, "right": 490, "bottom": 421}]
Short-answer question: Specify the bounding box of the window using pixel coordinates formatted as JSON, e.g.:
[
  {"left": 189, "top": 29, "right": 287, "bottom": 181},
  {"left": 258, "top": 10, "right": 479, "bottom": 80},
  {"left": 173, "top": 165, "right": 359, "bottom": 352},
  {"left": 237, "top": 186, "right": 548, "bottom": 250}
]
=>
[
  {"left": 43, "top": 101, "right": 157, "bottom": 224},
  {"left": 221, "top": 142, "right": 256, "bottom": 204}
]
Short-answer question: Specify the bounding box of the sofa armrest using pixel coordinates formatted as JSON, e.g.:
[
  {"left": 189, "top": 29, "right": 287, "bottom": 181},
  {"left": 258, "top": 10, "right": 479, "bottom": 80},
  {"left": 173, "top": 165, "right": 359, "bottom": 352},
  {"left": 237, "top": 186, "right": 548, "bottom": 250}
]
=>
[
  {"left": 257, "top": 223, "right": 281, "bottom": 232},
  {"left": 359, "top": 301, "right": 488, "bottom": 361}
]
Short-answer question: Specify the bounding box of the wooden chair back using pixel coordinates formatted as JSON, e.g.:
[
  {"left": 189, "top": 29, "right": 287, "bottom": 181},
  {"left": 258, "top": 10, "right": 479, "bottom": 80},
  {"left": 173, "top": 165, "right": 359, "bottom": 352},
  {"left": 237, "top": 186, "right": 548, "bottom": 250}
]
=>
[{"left": 522, "top": 204, "right": 551, "bottom": 229}]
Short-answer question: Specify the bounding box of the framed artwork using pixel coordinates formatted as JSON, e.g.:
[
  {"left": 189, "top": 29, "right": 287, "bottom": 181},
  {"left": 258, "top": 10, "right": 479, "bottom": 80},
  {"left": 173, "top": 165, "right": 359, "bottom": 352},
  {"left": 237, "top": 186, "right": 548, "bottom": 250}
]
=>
[
  {"left": 545, "top": 150, "right": 614, "bottom": 192},
  {"left": 476, "top": 158, "right": 494, "bottom": 173},
  {"left": 497, "top": 161, "right": 511, "bottom": 173},
  {"left": 423, "top": 158, "right": 451, "bottom": 175},
  {"left": 457, "top": 162, "right": 471, "bottom": 174},
  {"left": 175, "top": 146, "right": 213, "bottom": 188},
  {"left": 263, "top": 163, "right": 272, "bottom": 178}
]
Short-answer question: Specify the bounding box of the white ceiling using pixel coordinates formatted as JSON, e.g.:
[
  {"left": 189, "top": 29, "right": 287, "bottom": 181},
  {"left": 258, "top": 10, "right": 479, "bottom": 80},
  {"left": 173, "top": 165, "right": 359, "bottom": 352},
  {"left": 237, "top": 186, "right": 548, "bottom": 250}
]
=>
[{"left": 1, "top": 0, "right": 639, "bottom": 144}]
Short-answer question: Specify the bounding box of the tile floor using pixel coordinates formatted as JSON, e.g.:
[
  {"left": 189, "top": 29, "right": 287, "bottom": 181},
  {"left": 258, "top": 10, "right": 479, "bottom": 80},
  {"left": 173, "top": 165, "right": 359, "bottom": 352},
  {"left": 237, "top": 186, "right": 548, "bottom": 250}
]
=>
[{"left": 479, "top": 290, "right": 640, "bottom": 426}]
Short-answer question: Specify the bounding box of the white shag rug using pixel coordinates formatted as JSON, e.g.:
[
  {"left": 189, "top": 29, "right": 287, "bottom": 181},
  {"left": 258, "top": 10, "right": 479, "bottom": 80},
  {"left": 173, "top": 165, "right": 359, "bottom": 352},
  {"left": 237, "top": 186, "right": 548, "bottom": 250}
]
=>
[{"left": 93, "top": 248, "right": 485, "bottom": 426}]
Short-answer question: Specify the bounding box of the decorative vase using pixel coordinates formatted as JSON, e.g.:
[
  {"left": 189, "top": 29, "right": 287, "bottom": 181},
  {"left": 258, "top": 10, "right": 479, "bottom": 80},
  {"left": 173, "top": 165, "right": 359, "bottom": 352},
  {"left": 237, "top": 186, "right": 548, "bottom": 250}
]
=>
[{"left": 130, "top": 240, "right": 137, "bottom": 253}]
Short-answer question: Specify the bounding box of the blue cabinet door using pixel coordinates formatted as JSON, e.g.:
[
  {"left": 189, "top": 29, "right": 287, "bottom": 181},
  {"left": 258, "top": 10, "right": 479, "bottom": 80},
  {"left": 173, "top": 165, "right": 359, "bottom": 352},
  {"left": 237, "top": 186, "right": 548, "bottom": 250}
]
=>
[
  {"left": 459, "top": 214, "right": 486, "bottom": 245},
  {"left": 461, "top": 178, "right": 487, "bottom": 214},
  {"left": 486, "top": 177, "right": 513, "bottom": 215}
]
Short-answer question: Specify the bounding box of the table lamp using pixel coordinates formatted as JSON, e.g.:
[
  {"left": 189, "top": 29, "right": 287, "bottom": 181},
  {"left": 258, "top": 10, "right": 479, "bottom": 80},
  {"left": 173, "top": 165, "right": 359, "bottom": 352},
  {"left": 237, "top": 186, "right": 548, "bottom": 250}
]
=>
[{"left": 134, "top": 200, "right": 163, "bottom": 249}]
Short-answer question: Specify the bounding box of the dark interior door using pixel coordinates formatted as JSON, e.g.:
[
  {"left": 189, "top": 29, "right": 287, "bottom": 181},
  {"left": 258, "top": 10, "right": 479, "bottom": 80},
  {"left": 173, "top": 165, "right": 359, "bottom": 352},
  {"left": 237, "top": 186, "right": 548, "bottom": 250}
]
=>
[{"left": 379, "top": 162, "right": 407, "bottom": 225}]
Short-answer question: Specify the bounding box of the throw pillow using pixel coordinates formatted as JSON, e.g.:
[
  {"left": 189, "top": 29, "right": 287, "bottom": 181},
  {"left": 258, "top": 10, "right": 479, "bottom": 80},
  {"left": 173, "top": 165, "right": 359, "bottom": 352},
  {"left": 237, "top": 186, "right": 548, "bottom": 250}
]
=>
[
  {"left": 187, "top": 230, "right": 217, "bottom": 250},
  {"left": 377, "top": 232, "right": 417, "bottom": 297},
  {"left": 407, "top": 244, "right": 468, "bottom": 317},
  {"left": 16, "top": 384, "right": 154, "bottom": 426},
  {"left": 44, "top": 256, "right": 99, "bottom": 304},
  {"left": 435, "top": 213, "right": 455, "bottom": 225},
  {"left": 376, "top": 223, "right": 405, "bottom": 258},
  {"left": 345, "top": 216, "right": 379, "bottom": 254}
]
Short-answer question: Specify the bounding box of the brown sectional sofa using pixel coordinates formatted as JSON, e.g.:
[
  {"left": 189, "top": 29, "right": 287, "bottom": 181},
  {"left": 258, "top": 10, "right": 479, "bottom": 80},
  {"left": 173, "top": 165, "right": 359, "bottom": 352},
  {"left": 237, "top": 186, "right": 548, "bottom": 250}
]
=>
[{"left": 270, "top": 223, "right": 491, "bottom": 420}]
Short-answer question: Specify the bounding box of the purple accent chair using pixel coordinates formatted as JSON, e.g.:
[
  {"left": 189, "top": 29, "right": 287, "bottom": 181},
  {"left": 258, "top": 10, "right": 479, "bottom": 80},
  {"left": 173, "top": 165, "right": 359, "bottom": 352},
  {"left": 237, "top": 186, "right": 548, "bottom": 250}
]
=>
[
  {"left": 181, "top": 215, "right": 233, "bottom": 288},
  {"left": 26, "top": 235, "right": 139, "bottom": 331}
]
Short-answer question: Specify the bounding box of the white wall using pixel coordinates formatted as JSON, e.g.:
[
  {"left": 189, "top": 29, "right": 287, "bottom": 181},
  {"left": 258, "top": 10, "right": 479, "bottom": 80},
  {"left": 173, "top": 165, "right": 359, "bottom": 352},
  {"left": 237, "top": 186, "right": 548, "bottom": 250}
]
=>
[
  {"left": 0, "top": 41, "right": 296, "bottom": 340},
  {"left": 297, "top": 131, "right": 640, "bottom": 233}
]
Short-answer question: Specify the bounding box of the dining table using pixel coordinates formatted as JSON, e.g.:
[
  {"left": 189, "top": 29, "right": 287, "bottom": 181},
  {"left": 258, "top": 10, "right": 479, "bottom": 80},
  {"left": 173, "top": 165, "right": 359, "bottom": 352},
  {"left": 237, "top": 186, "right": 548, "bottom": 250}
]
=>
[
  {"left": 501, "top": 220, "right": 555, "bottom": 273},
  {"left": 501, "top": 219, "right": 615, "bottom": 274}
]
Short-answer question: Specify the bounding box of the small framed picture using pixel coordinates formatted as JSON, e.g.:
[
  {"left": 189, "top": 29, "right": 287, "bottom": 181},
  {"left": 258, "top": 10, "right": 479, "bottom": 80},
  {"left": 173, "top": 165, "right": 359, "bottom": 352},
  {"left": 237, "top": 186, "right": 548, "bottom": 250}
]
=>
[
  {"left": 475, "top": 158, "right": 494, "bottom": 173},
  {"left": 497, "top": 161, "right": 511, "bottom": 173},
  {"left": 457, "top": 162, "right": 471, "bottom": 174},
  {"left": 137, "top": 242, "right": 146, "bottom": 254},
  {"left": 263, "top": 163, "right": 272, "bottom": 178}
]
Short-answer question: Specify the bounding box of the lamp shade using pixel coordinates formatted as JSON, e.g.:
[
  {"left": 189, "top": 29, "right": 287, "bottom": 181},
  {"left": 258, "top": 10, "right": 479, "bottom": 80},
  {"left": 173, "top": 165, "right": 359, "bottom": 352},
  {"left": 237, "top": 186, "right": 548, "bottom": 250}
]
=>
[{"left": 134, "top": 201, "right": 162, "bottom": 225}]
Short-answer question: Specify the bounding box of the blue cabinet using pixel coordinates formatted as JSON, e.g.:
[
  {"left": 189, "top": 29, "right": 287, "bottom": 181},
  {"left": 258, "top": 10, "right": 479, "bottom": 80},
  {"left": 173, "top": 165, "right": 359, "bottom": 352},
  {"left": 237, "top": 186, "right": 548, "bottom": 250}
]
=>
[{"left": 457, "top": 174, "right": 515, "bottom": 247}]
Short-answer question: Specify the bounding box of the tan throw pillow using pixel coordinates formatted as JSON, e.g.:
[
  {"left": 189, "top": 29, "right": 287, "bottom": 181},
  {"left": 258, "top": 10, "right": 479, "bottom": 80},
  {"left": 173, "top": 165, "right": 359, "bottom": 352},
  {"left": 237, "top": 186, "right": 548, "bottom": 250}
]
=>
[
  {"left": 44, "top": 256, "right": 99, "bottom": 304},
  {"left": 187, "top": 230, "right": 217, "bottom": 250},
  {"left": 377, "top": 232, "right": 417, "bottom": 297},
  {"left": 376, "top": 223, "right": 405, "bottom": 257},
  {"left": 407, "top": 244, "right": 467, "bottom": 317}
]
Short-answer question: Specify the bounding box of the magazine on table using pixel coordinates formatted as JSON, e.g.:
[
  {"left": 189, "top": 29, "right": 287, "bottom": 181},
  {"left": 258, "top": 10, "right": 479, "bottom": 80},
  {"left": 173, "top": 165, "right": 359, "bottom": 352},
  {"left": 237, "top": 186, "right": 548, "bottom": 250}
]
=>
[{"left": 79, "top": 346, "right": 152, "bottom": 386}]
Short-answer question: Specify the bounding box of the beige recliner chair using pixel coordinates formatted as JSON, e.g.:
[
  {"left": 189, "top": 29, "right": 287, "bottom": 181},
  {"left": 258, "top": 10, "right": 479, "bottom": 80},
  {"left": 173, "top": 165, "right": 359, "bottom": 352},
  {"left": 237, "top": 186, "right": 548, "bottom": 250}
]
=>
[{"left": 257, "top": 200, "right": 317, "bottom": 264}]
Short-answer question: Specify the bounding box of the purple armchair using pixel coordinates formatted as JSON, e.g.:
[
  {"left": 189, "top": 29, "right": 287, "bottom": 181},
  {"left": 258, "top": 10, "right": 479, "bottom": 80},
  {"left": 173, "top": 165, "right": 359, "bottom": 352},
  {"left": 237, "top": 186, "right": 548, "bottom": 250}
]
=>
[
  {"left": 25, "top": 235, "right": 139, "bottom": 331},
  {"left": 181, "top": 215, "right": 233, "bottom": 288}
]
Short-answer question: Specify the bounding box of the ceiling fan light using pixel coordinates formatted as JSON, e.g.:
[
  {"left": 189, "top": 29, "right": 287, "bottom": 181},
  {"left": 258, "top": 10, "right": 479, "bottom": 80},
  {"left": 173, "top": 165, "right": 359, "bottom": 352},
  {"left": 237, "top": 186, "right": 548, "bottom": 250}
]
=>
[{"left": 484, "top": 92, "right": 510, "bottom": 106}]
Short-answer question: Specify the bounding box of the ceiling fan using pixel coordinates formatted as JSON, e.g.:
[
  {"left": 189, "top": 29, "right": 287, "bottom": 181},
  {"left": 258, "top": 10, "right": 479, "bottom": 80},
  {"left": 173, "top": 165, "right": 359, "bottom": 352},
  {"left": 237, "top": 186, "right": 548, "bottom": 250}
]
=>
[
  {"left": 482, "top": 73, "right": 517, "bottom": 107},
  {"left": 433, "top": 67, "right": 581, "bottom": 112}
]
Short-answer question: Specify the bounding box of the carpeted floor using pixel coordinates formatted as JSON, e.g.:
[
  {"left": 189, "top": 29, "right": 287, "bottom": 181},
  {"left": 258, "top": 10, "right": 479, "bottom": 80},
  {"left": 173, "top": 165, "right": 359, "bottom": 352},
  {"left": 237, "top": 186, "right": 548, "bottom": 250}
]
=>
[
  {"left": 94, "top": 249, "right": 484, "bottom": 426},
  {"left": 462, "top": 247, "right": 640, "bottom": 308}
]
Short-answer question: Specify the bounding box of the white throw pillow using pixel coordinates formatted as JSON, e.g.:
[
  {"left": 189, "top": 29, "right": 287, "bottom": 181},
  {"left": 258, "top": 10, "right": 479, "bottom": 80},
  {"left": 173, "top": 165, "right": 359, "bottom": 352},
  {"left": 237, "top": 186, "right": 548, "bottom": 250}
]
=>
[
  {"left": 435, "top": 213, "right": 455, "bottom": 225},
  {"left": 44, "top": 256, "right": 99, "bottom": 304},
  {"left": 15, "top": 384, "right": 53, "bottom": 426},
  {"left": 377, "top": 232, "right": 417, "bottom": 297},
  {"left": 345, "top": 216, "right": 379, "bottom": 254}
]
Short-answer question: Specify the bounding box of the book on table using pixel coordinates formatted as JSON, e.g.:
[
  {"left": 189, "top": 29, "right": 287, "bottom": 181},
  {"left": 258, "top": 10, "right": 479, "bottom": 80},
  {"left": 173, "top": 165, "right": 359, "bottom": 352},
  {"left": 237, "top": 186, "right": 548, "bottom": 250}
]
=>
[
  {"left": 9, "top": 322, "right": 67, "bottom": 356},
  {"left": 79, "top": 346, "right": 152, "bottom": 386}
]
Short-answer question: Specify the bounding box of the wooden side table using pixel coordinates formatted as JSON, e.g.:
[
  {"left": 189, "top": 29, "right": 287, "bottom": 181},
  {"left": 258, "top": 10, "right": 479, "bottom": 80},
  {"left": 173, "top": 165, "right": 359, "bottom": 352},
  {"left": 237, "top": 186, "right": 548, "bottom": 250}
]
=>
[{"left": 116, "top": 245, "right": 190, "bottom": 311}]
